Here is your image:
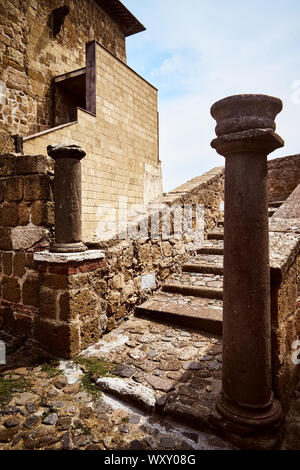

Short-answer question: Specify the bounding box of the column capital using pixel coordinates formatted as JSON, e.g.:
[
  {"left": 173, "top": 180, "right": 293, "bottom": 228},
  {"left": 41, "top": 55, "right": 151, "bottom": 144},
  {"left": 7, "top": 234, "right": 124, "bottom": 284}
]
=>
[
  {"left": 211, "top": 128, "right": 284, "bottom": 157},
  {"left": 210, "top": 94, "right": 284, "bottom": 157},
  {"left": 47, "top": 144, "right": 86, "bottom": 161}
]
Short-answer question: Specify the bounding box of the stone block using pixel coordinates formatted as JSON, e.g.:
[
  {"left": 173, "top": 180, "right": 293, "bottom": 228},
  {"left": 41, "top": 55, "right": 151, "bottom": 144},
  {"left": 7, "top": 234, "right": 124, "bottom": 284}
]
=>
[
  {"left": 18, "top": 201, "right": 31, "bottom": 225},
  {"left": 2, "top": 251, "right": 13, "bottom": 275},
  {"left": 0, "top": 155, "right": 15, "bottom": 176},
  {"left": 69, "top": 288, "right": 99, "bottom": 322},
  {"left": 24, "top": 175, "right": 52, "bottom": 201},
  {"left": 31, "top": 200, "right": 54, "bottom": 226},
  {"left": 80, "top": 316, "right": 100, "bottom": 350},
  {"left": 2, "top": 276, "right": 21, "bottom": 302},
  {"left": 13, "top": 251, "right": 26, "bottom": 277},
  {"left": 40, "top": 272, "right": 69, "bottom": 290},
  {"left": 39, "top": 287, "right": 57, "bottom": 319},
  {"left": 15, "top": 315, "right": 32, "bottom": 337},
  {"left": 22, "top": 277, "right": 39, "bottom": 307},
  {"left": 0, "top": 227, "right": 12, "bottom": 250},
  {"left": 0, "top": 180, "right": 4, "bottom": 202},
  {"left": 2, "top": 202, "right": 18, "bottom": 226},
  {"left": 33, "top": 319, "right": 80, "bottom": 358},
  {"left": 15, "top": 155, "right": 54, "bottom": 175},
  {"left": 4, "top": 176, "right": 23, "bottom": 201}
]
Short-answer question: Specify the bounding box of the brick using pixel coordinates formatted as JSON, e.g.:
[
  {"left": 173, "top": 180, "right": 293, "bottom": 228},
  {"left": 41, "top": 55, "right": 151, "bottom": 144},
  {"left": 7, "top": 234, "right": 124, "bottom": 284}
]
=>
[
  {"left": 22, "top": 277, "right": 39, "bottom": 306},
  {"left": 4, "top": 176, "right": 23, "bottom": 201},
  {"left": 0, "top": 180, "right": 4, "bottom": 202},
  {"left": 2, "top": 305, "right": 16, "bottom": 334}
]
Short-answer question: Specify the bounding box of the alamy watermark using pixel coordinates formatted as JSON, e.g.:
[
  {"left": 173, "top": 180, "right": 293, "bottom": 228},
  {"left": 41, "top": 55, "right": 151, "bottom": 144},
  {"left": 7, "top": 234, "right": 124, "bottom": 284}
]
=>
[
  {"left": 95, "top": 198, "right": 205, "bottom": 249},
  {"left": 0, "top": 340, "right": 6, "bottom": 365}
]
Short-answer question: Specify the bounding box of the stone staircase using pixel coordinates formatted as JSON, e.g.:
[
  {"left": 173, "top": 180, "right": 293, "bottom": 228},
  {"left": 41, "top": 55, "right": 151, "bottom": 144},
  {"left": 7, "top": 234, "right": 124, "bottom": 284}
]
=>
[{"left": 136, "top": 200, "right": 285, "bottom": 335}]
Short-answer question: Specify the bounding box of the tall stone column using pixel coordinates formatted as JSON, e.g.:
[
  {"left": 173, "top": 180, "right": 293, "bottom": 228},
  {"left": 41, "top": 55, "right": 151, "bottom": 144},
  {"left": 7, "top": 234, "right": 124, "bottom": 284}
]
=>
[
  {"left": 210, "top": 95, "right": 284, "bottom": 432},
  {"left": 47, "top": 144, "right": 87, "bottom": 253}
]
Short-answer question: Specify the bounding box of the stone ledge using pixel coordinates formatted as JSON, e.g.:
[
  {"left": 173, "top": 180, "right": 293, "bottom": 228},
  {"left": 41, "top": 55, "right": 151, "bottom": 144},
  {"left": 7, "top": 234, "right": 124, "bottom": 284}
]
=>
[
  {"left": 33, "top": 250, "right": 105, "bottom": 264},
  {"left": 269, "top": 231, "right": 300, "bottom": 282}
]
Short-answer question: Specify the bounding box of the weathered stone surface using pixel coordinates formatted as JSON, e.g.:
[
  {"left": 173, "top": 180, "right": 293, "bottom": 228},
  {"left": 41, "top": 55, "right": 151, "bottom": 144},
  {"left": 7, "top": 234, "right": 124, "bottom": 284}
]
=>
[
  {"left": 144, "top": 374, "right": 175, "bottom": 392},
  {"left": 112, "top": 364, "right": 136, "bottom": 378},
  {"left": 11, "top": 223, "right": 49, "bottom": 250},
  {"left": 96, "top": 377, "right": 156, "bottom": 411},
  {"left": 23, "top": 426, "right": 60, "bottom": 449}
]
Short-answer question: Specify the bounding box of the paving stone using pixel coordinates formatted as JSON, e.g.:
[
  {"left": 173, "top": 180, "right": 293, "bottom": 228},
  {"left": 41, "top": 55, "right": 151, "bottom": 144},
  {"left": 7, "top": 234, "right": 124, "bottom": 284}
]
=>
[
  {"left": 23, "top": 426, "right": 60, "bottom": 449},
  {"left": 144, "top": 374, "right": 175, "bottom": 392},
  {"left": 160, "top": 436, "right": 175, "bottom": 448},
  {"left": 112, "top": 364, "right": 136, "bottom": 378},
  {"left": 23, "top": 415, "right": 39, "bottom": 429},
  {"left": 26, "top": 403, "right": 37, "bottom": 414},
  {"left": 15, "top": 393, "right": 39, "bottom": 406},
  {"left": 43, "top": 413, "right": 58, "bottom": 425},
  {"left": 178, "top": 347, "right": 198, "bottom": 361},
  {"left": 129, "top": 415, "right": 140, "bottom": 424},
  {"left": 4, "top": 417, "right": 20, "bottom": 428}
]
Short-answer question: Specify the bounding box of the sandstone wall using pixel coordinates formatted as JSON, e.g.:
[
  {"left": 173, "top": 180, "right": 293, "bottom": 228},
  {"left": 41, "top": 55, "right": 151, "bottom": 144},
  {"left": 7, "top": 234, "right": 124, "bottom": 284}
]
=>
[
  {"left": 270, "top": 194, "right": 300, "bottom": 409},
  {"left": 268, "top": 154, "right": 300, "bottom": 202},
  {"left": 0, "top": 153, "right": 54, "bottom": 338},
  {"left": 0, "top": 155, "right": 224, "bottom": 358},
  {"left": 0, "top": 0, "right": 126, "bottom": 137},
  {"left": 23, "top": 42, "right": 161, "bottom": 239}
]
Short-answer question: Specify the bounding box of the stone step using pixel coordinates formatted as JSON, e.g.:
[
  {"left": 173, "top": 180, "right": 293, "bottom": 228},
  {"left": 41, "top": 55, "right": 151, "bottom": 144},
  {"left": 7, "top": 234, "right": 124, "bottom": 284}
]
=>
[
  {"left": 269, "top": 200, "right": 284, "bottom": 208},
  {"left": 268, "top": 208, "right": 276, "bottom": 217},
  {"left": 183, "top": 254, "right": 223, "bottom": 275},
  {"left": 207, "top": 226, "right": 224, "bottom": 241},
  {"left": 197, "top": 240, "right": 224, "bottom": 255},
  {"left": 162, "top": 272, "right": 223, "bottom": 300},
  {"left": 135, "top": 292, "right": 223, "bottom": 334}
]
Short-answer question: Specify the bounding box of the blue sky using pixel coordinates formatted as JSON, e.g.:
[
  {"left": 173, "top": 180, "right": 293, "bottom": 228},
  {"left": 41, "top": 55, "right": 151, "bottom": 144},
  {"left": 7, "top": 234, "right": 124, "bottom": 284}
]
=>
[{"left": 123, "top": 0, "right": 300, "bottom": 192}]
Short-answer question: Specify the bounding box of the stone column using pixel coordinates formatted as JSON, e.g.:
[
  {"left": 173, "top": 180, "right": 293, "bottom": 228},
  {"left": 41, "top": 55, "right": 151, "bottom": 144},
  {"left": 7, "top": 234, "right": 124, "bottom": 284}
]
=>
[
  {"left": 210, "top": 95, "right": 284, "bottom": 432},
  {"left": 47, "top": 144, "right": 87, "bottom": 253}
]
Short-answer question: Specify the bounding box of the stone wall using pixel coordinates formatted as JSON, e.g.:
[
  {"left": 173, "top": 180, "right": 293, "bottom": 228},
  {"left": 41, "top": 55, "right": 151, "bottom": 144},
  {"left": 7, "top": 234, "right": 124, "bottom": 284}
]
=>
[
  {"left": 269, "top": 190, "right": 300, "bottom": 409},
  {"left": 0, "top": 153, "right": 54, "bottom": 338},
  {"left": 0, "top": 156, "right": 224, "bottom": 358},
  {"left": 268, "top": 154, "right": 300, "bottom": 202},
  {"left": 23, "top": 42, "right": 161, "bottom": 239},
  {"left": 0, "top": 0, "right": 126, "bottom": 137}
]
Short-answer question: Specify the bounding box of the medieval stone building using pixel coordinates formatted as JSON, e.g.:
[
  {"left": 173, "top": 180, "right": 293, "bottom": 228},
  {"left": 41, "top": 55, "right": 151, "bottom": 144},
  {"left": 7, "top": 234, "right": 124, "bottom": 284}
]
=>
[{"left": 0, "top": 0, "right": 162, "bottom": 238}]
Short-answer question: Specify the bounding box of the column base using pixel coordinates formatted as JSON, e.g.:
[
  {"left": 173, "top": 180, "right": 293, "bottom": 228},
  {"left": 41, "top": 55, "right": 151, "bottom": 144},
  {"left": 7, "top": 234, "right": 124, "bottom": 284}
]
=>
[
  {"left": 215, "top": 392, "right": 283, "bottom": 435},
  {"left": 50, "top": 242, "right": 87, "bottom": 253}
]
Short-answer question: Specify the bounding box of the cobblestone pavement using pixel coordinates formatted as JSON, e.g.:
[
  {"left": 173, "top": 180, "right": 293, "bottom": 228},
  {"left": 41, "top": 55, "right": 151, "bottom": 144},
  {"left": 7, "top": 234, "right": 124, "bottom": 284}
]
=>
[{"left": 0, "top": 321, "right": 235, "bottom": 451}]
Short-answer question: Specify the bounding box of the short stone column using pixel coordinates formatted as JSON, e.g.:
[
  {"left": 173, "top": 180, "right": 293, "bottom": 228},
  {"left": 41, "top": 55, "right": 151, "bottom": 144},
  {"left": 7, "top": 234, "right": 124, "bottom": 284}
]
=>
[
  {"left": 47, "top": 144, "right": 87, "bottom": 253},
  {"left": 210, "top": 95, "right": 284, "bottom": 432}
]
